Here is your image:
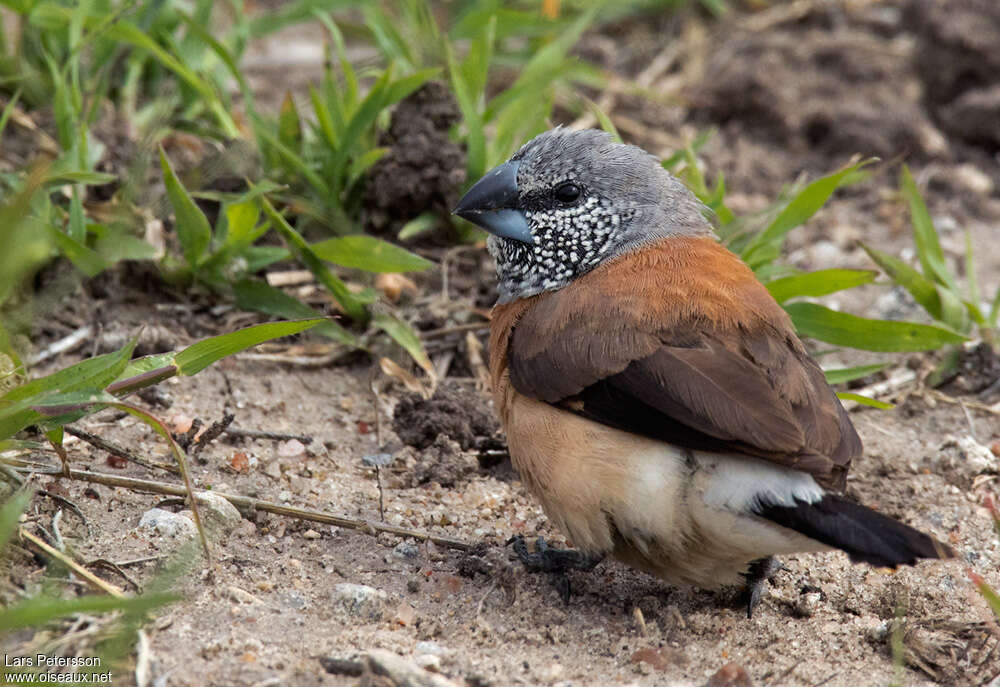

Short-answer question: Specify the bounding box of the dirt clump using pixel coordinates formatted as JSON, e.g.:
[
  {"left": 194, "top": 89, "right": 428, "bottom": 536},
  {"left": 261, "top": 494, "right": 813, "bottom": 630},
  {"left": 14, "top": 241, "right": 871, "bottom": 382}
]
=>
[
  {"left": 363, "top": 81, "right": 467, "bottom": 238},
  {"left": 691, "top": 24, "right": 944, "bottom": 167},
  {"left": 388, "top": 434, "right": 478, "bottom": 488},
  {"left": 905, "top": 0, "right": 1000, "bottom": 153},
  {"left": 392, "top": 383, "right": 498, "bottom": 452}
]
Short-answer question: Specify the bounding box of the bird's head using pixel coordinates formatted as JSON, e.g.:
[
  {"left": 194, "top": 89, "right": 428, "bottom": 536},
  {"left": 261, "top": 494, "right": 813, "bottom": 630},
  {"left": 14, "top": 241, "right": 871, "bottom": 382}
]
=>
[{"left": 453, "top": 128, "right": 711, "bottom": 303}]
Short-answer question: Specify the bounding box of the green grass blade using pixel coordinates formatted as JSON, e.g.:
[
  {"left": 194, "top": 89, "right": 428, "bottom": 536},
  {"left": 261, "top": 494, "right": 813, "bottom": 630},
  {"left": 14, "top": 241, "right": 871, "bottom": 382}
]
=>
[
  {"left": 251, "top": 118, "right": 330, "bottom": 196},
  {"left": 447, "top": 41, "right": 485, "bottom": 183},
  {"left": 372, "top": 312, "right": 433, "bottom": 378},
  {"left": 900, "top": 165, "right": 958, "bottom": 291},
  {"left": 836, "top": 392, "right": 893, "bottom": 409},
  {"left": 970, "top": 572, "right": 1000, "bottom": 620},
  {"left": 233, "top": 280, "right": 358, "bottom": 346},
  {"left": 247, "top": 0, "right": 353, "bottom": 37},
  {"left": 765, "top": 269, "right": 876, "bottom": 304},
  {"left": 311, "top": 235, "right": 433, "bottom": 273},
  {"left": 0, "top": 89, "right": 21, "bottom": 141},
  {"left": 278, "top": 91, "right": 303, "bottom": 153},
  {"left": 460, "top": 13, "right": 495, "bottom": 109},
  {"left": 0, "top": 489, "right": 32, "bottom": 553},
  {"left": 0, "top": 593, "right": 177, "bottom": 634},
  {"left": 45, "top": 222, "right": 107, "bottom": 277},
  {"left": 382, "top": 68, "right": 442, "bottom": 108},
  {"left": 0, "top": 340, "right": 136, "bottom": 440},
  {"left": 783, "top": 302, "right": 966, "bottom": 352},
  {"left": 107, "top": 22, "right": 238, "bottom": 137},
  {"left": 309, "top": 83, "right": 338, "bottom": 149},
  {"left": 743, "top": 159, "right": 873, "bottom": 269},
  {"left": 261, "top": 197, "right": 367, "bottom": 321},
  {"left": 587, "top": 97, "right": 622, "bottom": 143},
  {"left": 174, "top": 319, "right": 324, "bottom": 376},
  {"left": 824, "top": 363, "right": 888, "bottom": 385},
  {"left": 862, "top": 244, "right": 969, "bottom": 333},
  {"left": 159, "top": 148, "right": 211, "bottom": 269}
]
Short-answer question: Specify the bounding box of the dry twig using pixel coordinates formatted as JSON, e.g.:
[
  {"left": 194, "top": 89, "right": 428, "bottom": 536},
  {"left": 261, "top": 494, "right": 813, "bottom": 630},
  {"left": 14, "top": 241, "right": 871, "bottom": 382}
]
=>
[
  {"left": 9, "top": 465, "right": 472, "bottom": 552},
  {"left": 19, "top": 528, "right": 126, "bottom": 597}
]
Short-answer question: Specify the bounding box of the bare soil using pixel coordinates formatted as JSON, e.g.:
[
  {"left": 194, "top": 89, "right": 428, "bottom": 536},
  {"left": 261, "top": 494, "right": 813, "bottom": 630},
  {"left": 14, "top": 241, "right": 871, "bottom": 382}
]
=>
[{"left": 4, "top": 1, "right": 1000, "bottom": 686}]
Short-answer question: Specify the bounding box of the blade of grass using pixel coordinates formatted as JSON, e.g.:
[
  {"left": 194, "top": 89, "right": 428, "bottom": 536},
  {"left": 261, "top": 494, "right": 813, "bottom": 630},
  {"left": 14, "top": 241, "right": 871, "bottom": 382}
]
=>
[
  {"left": 765, "top": 269, "right": 877, "bottom": 304},
  {"left": 159, "top": 148, "right": 211, "bottom": 269},
  {"left": 783, "top": 302, "right": 966, "bottom": 352},
  {"left": 260, "top": 197, "right": 367, "bottom": 321},
  {"left": 311, "top": 235, "right": 432, "bottom": 273},
  {"left": 233, "top": 281, "right": 358, "bottom": 346},
  {"left": 174, "top": 319, "right": 324, "bottom": 375},
  {"left": 900, "top": 165, "right": 958, "bottom": 292},
  {"left": 824, "top": 363, "right": 888, "bottom": 385},
  {"left": 862, "top": 244, "right": 969, "bottom": 333},
  {"left": 372, "top": 312, "right": 435, "bottom": 381},
  {"left": 742, "top": 159, "right": 874, "bottom": 269},
  {"left": 837, "top": 392, "right": 893, "bottom": 409}
]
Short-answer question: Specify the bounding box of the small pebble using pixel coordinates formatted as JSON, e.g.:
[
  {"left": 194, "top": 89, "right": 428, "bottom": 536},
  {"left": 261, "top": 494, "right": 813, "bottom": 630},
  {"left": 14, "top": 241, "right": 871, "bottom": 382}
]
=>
[{"left": 331, "top": 583, "right": 387, "bottom": 621}]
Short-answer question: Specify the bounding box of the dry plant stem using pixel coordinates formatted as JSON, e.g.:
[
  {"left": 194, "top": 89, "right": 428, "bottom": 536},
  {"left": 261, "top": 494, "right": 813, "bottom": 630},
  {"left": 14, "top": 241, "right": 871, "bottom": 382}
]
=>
[
  {"left": 27, "top": 325, "right": 94, "bottom": 365},
  {"left": 224, "top": 427, "right": 314, "bottom": 444},
  {"left": 235, "top": 352, "right": 344, "bottom": 367},
  {"left": 19, "top": 528, "right": 126, "bottom": 598},
  {"left": 0, "top": 463, "right": 88, "bottom": 529},
  {"left": 37, "top": 467, "right": 473, "bottom": 552},
  {"left": 64, "top": 425, "right": 179, "bottom": 473},
  {"left": 420, "top": 322, "right": 489, "bottom": 340},
  {"left": 840, "top": 369, "right": 918, "bottom": 410},
  {"left": 923, "top": 388, "right": 1000, "bottom": 417},
  {"left": 104, "top": 401, "right": 212, "bottom": 563}
]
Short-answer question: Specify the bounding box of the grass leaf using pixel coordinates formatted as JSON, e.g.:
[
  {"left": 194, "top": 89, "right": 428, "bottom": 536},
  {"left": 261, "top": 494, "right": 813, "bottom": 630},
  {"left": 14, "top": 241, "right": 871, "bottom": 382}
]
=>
[
  {"left": 233, "top": 281, "right": 358, "bottom": 346},
  {"left": 743, "top": 159, "right": 873, "bottom": 269},
  {"left": 783, "top": 302, "right": 966, "bottom": 352},
  {"left": 766, "top": 269, "right": 877, "bottom": 304},
  {"left": 159, "top": 148, "right": 212, "bottom": 269},
  {"left": 836, "top": 392, "right": 894, "bottom": 409},
  {"left": 372, "top": 312, "right": 434, "bottom": 378},
  {"left": 260, "top": 196, "right": 367, "bottom": 321},
  {"left": 863, "top": 244, "right": 970, "bottom": 333},
  {"left": 824, "top": 363, "right": 888, "bottom": 385},
  {"left": 311, "top": 236, "right": 433, "bottom": 273},
  {"left": 174, "top": 319, "right": 324, "bottom": 376},
  {"left": 900, "top": 165, "right": 958, "bottom": 291}
]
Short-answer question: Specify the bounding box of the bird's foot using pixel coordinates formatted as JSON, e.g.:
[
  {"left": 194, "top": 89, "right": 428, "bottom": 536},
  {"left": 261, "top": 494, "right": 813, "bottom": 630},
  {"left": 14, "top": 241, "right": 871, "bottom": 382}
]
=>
[
  {"left": 740, "top": 556, "right": 784, "bottom": 619},
  {"left": 507, "top": 535, "right": 603, "bottom": 604},
  {"left": 507, "top": 535, "right": 603, "bottom": 573}
]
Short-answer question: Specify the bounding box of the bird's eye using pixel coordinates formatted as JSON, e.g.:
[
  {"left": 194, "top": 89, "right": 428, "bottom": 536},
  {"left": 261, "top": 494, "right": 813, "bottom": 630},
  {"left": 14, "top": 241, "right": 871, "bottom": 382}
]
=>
[{"left": 554, "top": 182, "right": 581, "bottom": 205}]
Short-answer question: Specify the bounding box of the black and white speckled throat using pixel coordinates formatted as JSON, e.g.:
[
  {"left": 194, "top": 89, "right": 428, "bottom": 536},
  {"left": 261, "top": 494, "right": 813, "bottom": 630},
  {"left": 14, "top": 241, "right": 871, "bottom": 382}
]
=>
[{"left": 490, "top": 197, "right": 636, "bottom": 303}]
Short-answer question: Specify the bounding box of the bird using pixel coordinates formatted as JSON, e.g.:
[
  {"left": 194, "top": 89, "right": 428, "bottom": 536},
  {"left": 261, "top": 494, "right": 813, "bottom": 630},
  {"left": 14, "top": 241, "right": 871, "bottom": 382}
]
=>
[{"left": 452, "top": 127, "right": 955, "bottom": 616}]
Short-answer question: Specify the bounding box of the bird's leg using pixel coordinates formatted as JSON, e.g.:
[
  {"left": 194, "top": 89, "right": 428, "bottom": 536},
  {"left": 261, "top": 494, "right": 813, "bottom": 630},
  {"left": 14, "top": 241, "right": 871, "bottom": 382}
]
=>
[
  {"left": 508, "top": 535, "right": 603, "bottom": 603},
  {"left": 741, "top": 556, "right": 783, "bottom": 618}
]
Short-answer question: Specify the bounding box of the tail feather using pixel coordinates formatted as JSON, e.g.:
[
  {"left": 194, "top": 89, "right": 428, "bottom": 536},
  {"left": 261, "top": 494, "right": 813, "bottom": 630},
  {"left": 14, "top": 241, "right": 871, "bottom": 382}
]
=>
[{"left": 756, "top": 494, "right": 955, "bottom": 566}]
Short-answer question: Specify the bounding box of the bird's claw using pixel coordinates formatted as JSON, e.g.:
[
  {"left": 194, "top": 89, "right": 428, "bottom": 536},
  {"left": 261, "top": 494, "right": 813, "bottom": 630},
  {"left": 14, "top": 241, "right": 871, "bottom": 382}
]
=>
[{"left": 741, "top": 556, "right": 784, "bottom": 618}]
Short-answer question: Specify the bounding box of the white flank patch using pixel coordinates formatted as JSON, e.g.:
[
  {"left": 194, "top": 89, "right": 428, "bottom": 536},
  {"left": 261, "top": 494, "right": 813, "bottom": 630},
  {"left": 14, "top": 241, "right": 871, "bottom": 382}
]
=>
[{"left": 700, "top": 455, "right": 825, "bottom": 513}]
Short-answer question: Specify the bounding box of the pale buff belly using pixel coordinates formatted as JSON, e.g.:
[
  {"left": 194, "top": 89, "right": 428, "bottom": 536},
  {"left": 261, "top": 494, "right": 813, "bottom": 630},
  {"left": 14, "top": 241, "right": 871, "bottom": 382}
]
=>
[{"left": 502, "top": 393, "right": 829, "bottom": 588}]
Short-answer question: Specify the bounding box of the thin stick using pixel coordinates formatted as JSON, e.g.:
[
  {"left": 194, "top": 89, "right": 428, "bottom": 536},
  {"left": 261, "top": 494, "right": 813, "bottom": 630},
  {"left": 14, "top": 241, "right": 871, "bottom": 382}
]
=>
[
  {"left": 65, "top": 425, "right": 179, "bottom": 473},
  {"left": 224, "top": 427, "right": 314, "bottom": 444},
  {"left": 420, "top": 322, "right": 489, "bottom": 340},
  {"left": 19, "top": 528, "right": 126, "bottom": 598},
  {"left": 22, "top": 466, "right": 472, "bottom": 552},
  {"left": 840, "top": 369, "right": 918, "bottom": 410},
  {"left": 28, "top": 326, "right": 94, "bottom": 365}
]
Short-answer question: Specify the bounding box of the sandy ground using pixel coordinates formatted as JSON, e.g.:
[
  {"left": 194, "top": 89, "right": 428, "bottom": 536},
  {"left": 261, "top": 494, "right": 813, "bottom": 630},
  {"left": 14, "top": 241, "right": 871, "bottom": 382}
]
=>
[{"left": 4, "top": 1, "right": 1000, "bottom": 686}]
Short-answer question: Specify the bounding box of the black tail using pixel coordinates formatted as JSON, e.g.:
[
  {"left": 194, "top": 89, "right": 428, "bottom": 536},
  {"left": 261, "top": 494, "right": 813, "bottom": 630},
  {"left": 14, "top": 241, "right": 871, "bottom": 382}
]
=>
[{"left": 756, "top": 494, "right": 955, "bottom": 566}]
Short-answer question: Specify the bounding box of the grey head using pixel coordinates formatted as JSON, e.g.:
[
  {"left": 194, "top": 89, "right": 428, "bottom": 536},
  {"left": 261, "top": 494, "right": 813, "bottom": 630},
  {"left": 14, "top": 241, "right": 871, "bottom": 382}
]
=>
[{"left": 453, "top": 128, "right": 711, "bottom": 304}]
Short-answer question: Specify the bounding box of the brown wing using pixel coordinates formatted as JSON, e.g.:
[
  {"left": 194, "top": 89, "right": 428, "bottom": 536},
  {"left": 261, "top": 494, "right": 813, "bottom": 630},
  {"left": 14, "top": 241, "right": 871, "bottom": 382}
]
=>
[{"left": 496, "top": 237, "right": 861, "bottom": 491}]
